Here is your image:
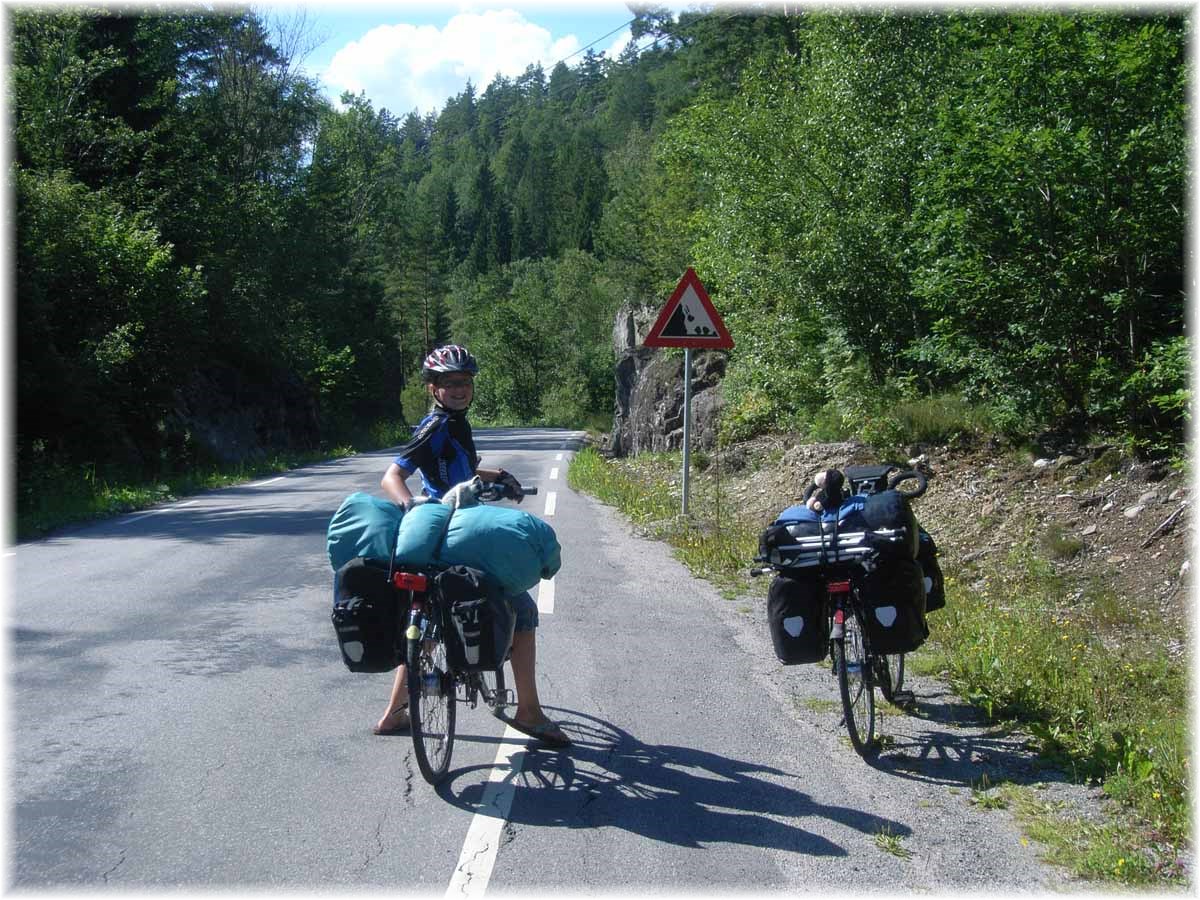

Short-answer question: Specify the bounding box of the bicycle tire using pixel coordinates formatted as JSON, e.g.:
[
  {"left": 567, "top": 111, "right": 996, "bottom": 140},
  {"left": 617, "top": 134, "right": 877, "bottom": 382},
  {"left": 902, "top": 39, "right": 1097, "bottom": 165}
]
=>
[
  {"left": 878, "top": 653, "right": 905, "bottom": 702},
  {"left": 835, "top": 606, "right": 876, "bottom": 755},
  {"left": 407, "top": 633, "right": 457, "bottom": 784}
]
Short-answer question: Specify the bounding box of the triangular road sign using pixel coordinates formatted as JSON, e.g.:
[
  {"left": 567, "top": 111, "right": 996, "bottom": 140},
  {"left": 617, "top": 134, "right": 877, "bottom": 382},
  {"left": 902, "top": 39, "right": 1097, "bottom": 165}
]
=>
[{"left": 644, "top": 268, "right": 734, "bottom": 349}]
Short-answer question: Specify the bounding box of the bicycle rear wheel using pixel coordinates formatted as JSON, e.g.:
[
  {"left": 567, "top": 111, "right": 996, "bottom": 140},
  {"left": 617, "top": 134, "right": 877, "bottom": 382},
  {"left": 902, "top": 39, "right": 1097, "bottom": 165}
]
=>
[
  {"left": 834, "top": 607, "right": 876, "bottom": 755},
  {"left": 878, "top": 653, "right": 905, "bottom": 702},
  {"left": 408, "top": 634, "right": 457, "bottom": 784}
]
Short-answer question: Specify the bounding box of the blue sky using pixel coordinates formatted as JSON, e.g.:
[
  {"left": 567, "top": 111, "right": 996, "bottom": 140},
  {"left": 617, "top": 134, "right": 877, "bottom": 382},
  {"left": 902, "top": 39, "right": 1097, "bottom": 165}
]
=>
[{"left": 287, "top": 1, "right": 684, "bottom": 118}]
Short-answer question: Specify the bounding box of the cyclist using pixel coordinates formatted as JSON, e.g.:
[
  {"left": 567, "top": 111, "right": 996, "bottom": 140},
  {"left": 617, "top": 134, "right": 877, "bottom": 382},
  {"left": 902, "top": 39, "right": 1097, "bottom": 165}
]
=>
[{"left": 374, "top": 344, "right": 571, "bottom": 747}]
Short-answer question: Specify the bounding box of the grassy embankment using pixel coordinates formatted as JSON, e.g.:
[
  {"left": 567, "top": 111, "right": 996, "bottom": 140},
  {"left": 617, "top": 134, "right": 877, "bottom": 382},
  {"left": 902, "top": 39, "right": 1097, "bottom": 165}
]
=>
[
  {"left": 567, "top": 444, "right": 1189, "bottom": 887},
  {"left": 14, "top": 418, "right": 412, "bottom": 541}
]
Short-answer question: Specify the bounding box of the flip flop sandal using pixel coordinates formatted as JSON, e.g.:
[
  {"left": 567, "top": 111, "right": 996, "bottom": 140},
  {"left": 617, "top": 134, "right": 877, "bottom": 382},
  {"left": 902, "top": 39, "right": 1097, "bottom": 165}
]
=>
[
  {"left": 499, "top": 713, "right": 572, "bottom": 748},
  {"left": 372, "top": 704, "right": 410, "bottom": 736}
]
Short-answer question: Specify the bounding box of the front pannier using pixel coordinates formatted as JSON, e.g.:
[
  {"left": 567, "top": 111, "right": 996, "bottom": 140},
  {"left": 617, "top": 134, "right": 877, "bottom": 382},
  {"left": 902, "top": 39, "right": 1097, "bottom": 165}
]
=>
[
  {"left": 436, "top": 566, "right": 516, "bottom": 673},
  {"left": 767, "top": 574, "right": 829, "bottom": 664},
  {"left": 859, "top": 557, "right": 928, "bottom": 654},
  {"left": 331, "top": 558, "right": 403, "bottom": 673}
]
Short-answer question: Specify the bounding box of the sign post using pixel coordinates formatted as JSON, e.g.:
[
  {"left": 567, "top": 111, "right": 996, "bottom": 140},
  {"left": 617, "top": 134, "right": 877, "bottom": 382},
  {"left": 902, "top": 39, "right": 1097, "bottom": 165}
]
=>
[{"left": 643, "top": 268, "right": 734, "bottom": 515}]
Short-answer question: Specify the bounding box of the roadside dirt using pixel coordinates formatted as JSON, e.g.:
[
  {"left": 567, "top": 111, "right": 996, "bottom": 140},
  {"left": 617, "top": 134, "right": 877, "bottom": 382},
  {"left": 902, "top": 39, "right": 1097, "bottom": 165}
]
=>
[{"left": 714, "top": 435, "right": 1191, "bottom": 648}]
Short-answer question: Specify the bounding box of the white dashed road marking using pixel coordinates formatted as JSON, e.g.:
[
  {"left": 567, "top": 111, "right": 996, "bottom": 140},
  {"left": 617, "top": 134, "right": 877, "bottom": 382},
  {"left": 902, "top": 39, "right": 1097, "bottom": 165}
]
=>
[
  {"left": 543, "top": 492, "right": 557, "bottom": 517},
  {"left": 445, "top": 726, "right": 525, "bottom": 898},
  {"left": 537, "top": 578, "right": 555, "bottom": 614},
  {"left": 117, "top": 500, "right": 197, "bottom": 526}
]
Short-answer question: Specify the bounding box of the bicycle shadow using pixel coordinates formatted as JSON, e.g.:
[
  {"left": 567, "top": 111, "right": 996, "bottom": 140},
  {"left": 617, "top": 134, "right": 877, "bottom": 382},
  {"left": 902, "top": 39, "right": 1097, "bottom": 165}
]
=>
[
  {"left": 436, "top": 709, "right": 910, "bottom": 854},
  {"left": 867, "top": 689, "right": 1073, "bottom": 790}
]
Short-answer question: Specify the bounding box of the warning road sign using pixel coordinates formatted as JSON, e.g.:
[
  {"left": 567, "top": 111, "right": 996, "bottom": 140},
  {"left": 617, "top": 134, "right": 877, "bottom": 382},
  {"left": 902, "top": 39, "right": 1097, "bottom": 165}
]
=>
[{"left": 643, "top": 268, "right": 733, "bottom": 349}]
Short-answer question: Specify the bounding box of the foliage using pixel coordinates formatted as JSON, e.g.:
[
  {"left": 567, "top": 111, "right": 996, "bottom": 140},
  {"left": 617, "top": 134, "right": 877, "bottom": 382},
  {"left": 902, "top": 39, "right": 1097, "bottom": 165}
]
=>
[
  {"left": 660, "top": 11, "right": 1185, "bottom": 454},
  {"left": 12, "top": 7, "right": 1187, "bottom": 529}
]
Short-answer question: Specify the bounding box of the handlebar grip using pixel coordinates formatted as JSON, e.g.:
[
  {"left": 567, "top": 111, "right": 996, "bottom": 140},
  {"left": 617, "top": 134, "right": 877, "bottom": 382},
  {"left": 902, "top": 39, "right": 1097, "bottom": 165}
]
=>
[
  {"left": 887, "top": 469, "right": 928, "bottom": 499},
  {"left": 520, "top": 486, "right": 538, "bottom": 495}
]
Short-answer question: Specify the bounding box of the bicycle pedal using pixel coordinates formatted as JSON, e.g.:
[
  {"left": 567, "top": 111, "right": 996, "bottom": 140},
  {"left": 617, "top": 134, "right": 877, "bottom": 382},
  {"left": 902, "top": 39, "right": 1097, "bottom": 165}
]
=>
[{"left": 891, "top": 690, "right": 916, "bottom": 707}]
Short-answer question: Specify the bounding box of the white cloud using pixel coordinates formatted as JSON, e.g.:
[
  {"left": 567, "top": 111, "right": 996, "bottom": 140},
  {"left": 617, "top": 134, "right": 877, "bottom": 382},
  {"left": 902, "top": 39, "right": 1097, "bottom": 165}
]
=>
[
  {"left": 321, "top": 9, "right": 582, "bottom": 117},
  {"left": 605, "top": 28, "right": 633, "bottom": 61}
]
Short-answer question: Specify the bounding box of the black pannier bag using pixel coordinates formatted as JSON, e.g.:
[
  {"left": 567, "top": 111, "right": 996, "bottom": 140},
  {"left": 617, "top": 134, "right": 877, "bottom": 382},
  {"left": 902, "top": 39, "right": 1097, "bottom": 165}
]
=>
[
  {"left": 767, "top": 573, "right": 829, "bottom": 664},
  {"left": 436, "top": 566, "right": 516, "bottom": 673},
  {"left": 917, "top": 528, "right": 945, "bottom": 612},
  {"left": 859, "top": 557, "right": 928, "bottom": 654},
  {"left": 331, "top": 557, "right": 403, "bottom": 673}
]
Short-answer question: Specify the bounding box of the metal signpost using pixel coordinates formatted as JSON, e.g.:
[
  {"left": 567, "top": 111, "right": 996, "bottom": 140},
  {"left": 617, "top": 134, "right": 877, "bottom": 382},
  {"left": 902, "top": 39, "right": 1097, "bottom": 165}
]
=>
[{"left": 643, "top": 268, "right": 734, "bottom": 515}]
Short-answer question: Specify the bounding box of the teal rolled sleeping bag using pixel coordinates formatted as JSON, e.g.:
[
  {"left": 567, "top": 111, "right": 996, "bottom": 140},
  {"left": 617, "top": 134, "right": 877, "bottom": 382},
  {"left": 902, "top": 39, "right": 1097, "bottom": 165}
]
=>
[
  {"left": 393, "top": 501, "right": 454, "bottom": 566},
  {"left": 327, "top": 492, "right": 404, "bottom": 570},
  {"left": 440, "top": 505, "right": 561, "bottom": 594}
]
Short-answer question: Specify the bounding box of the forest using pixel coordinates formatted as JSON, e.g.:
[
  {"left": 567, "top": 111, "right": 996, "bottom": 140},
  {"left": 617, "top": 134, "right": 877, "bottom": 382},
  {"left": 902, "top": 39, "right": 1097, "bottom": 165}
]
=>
[{"left": 12, "top": 5, "right": 1188, "bottom": 515}]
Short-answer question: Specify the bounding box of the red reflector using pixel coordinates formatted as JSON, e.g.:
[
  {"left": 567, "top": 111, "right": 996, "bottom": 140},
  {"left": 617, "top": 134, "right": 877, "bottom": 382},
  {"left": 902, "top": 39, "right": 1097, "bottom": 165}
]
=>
[
  {"left": 827, "top": 580, "right": 851, "bottom": 594},
  {"left": 393, "top": 572, "right": 428, "bottom": 591}
]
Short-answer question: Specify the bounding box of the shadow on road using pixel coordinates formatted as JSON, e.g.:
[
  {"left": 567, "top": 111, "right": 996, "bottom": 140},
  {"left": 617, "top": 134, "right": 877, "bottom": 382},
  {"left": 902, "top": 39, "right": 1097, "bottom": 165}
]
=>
[
  {"left": 435, "top": 708, "right": 909, "bottom": 854},
  {"left": 864, "top": 689, "right": 1074, "bottom": 790}
]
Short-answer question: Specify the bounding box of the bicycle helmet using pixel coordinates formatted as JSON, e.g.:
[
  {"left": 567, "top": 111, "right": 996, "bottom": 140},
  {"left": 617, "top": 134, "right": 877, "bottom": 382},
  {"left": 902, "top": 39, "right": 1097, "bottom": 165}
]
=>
[{"left": 421, "top": 344, "right": 479, "bottom": 382}]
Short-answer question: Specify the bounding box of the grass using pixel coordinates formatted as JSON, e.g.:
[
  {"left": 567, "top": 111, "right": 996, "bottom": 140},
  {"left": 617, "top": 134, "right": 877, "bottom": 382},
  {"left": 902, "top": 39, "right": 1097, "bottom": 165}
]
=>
[
  {"left": 567, "top": 445, "right": 1191, "bottom": 888},
  {"left": 1009, "top": 787, "right": 1187, "bottom": 885},
  {"left": 875, "top": 826, "right": 914, "bottom": 859},
  {"left": 970, "top": 774, "right": 1010, "bottom": 810},
  {"left": 566, "top": 446, "right": 762, "bottom": 595},
  {"left": 16, "top": 449, "right": 349, "bottom": 540},
  {"left": 15, "top": 416, "right": 421, "bottom": 541}
]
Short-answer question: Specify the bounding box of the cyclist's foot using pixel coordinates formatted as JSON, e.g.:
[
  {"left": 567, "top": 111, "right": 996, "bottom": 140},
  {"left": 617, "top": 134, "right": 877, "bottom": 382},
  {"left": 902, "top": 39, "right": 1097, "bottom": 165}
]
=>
[
  {"left": 373, "top": 704, "right": 410, "bottom": 735},
  {"left": 505, "top": 714, "right": 572, "bottom": 748}
]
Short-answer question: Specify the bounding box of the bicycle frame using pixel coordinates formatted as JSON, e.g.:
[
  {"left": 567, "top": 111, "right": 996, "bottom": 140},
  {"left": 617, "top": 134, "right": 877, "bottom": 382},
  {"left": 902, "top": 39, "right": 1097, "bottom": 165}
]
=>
[{"left": 394, "top": 564, "right": 514, "bottom": 783}]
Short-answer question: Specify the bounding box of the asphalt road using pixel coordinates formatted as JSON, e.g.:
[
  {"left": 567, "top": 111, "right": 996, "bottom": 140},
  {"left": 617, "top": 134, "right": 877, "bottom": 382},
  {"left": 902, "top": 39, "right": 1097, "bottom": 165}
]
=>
[{"left": 10, "top": 427, "right": 1070, "bottom": 892}]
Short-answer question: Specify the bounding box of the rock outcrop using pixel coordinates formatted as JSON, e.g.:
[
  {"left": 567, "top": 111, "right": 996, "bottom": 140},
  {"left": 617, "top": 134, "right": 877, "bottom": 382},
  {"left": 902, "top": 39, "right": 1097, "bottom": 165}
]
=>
[
  {"left": 171, "top": 363, "right": 321, "bottom": 465},
  {"left": 608, "top": 303, "right": 728, "bottom": 457}
]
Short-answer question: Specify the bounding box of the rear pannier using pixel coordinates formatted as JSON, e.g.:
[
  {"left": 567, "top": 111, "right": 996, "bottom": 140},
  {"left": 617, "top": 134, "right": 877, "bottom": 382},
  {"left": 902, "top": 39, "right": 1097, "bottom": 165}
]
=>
[
  {"left": 331, "top": 558, "right": 403, "bottom": 673},
  {"left": 767, "top": 573, "right": 829, "bottom": 664},
  {"left": 436, "top": 566, "right": 516, "bottom": 673},
  {"left": 859, "top": 558, "right": 928, "bottom": 654},
  {"left": 917, "top": 529, "right": 945, "bottom": 613}
]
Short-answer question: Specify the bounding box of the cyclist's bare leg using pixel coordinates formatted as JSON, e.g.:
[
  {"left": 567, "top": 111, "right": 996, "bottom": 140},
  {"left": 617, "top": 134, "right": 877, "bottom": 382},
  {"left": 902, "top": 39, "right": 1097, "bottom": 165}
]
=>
[
  {"left": 509, "top": 630, "right": 568, "bottom": 741},
  {"left": 374, "top": 665, "right": 410, "bottom": 732}
]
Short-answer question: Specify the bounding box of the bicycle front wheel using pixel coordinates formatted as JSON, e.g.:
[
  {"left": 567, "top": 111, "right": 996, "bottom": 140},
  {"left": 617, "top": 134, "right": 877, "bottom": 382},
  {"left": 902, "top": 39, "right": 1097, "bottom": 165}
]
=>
[
  {"left": 407, "top": 634, "right": 457, "bottom": 784},
  {"left": 834, "top": 607, "right": 876, "bottom": 755}
]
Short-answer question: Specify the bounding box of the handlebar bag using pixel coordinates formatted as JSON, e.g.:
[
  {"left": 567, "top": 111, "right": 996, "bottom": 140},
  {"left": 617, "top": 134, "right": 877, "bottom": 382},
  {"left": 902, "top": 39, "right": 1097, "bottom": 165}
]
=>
[
  {"left": 767, "top": 573, "right": 828, "bottom": 664},
  {"left": 860, "top": 491, "right": 918, "bottom": 559},
  {"left": 436, "top": 566, "right": 515, "bottom": 673},
  {"left": 327, "top": 492, "right": 404, "bottom": 571},
  {"left": 331, "top": 557, "right": 403, "bottom": 673},
  {"left": 859, "top": 557, "right": 928, "bottom": 654},
  {"left": 917, "top": 528, "right": 945, "bottom": 612}
]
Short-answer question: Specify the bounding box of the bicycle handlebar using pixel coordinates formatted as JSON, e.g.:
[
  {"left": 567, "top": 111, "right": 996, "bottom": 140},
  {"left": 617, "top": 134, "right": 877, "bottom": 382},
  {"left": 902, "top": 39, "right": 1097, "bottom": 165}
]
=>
[
  {"left": 474, "top": 481, "right": 537, "bottom": 502},
  {"left": 886, "top": 469, "right": 927, "bottom": 499}
]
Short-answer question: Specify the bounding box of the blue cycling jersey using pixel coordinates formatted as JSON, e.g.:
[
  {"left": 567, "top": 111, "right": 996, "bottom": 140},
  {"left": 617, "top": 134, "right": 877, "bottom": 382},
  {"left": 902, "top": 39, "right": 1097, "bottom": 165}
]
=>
[{"left": 392, "top": 406, "right": 480, "bottom": 500}]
